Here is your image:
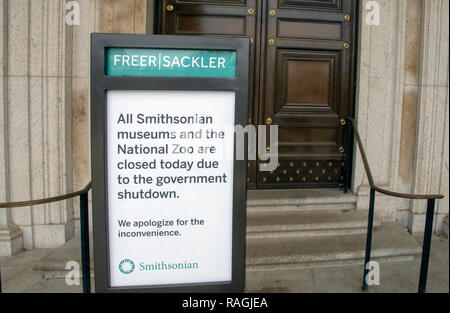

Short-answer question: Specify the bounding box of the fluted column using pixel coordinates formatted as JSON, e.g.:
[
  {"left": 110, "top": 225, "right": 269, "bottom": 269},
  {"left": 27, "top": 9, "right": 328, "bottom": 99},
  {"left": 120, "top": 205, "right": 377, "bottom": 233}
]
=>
[
  {"left": 0, "top": 0, "right": 74, "bottom": 254},
  {"left": 0, "top": 0, "right": 23, "bottom": 256},
  {"left": 409, "top": 0, "right": 449, "bottom": 233},
  {"left": 354, "top": 0, "right": 408, "bottom": 220}
]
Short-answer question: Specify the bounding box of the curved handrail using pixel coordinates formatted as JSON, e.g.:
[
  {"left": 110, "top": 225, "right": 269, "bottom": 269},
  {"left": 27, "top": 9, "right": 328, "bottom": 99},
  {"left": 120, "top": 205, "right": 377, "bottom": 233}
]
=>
[
  {"left": 347, "top": 117, "right": 444, "bottom": 200},
  {"left": 0, "top": 181, "right": 92, "bottom": 208}
]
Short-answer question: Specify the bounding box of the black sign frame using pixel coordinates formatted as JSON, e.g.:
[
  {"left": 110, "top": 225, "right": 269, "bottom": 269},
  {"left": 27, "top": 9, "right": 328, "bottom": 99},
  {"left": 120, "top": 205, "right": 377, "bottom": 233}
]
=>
[{"left": 91, "top": 34, "right": 249, "bottom": 293}]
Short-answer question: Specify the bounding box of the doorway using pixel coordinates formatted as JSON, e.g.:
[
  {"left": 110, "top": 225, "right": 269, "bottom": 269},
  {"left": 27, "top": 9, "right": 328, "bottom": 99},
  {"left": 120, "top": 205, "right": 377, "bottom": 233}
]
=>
[{"left": 156, "top": 0, "right": 358, "bottom": 190}]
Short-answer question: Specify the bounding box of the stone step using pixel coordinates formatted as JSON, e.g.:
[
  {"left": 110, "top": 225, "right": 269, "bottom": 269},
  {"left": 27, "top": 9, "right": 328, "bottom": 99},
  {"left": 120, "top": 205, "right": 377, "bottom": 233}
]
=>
[
  {"left": 246, "top": 223, "right": 422, "bottom": 271},
  {"left": 32, "top": 235, "right": 94, "bottom": 279},
  {"left": 34, "top": 223, "right": 419, "bottom": 277},
  {"left": 247, "top": 209, "right": 380, "bottom": 238},
  {"left": 247, "top": 189, "right": 357, "bottom": 212}
]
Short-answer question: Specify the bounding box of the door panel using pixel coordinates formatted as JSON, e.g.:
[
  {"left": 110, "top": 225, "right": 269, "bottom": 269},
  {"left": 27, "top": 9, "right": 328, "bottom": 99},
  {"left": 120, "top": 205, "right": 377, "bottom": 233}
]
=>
[
  {"left": 160, "top": 0, "right": 261, "bottom": 188},
  {"left": 175, "top": 0, "right": 247, "bottom": 4},
  {"left": 162, "top": 2, "right": 255, "bottom": 36},
  {"left": 279, "top": 0, "right": 343, "bottom": 10},
  {"left": 258, "top": 0, "right": 356, "bottom": 188},
  {"left": 277, "top": 20, "right": 342, "bottom": 41},
  {"left": 276, "top": 50, "right": 340, "bottom": 114},
  {"left": 157, "top": 0, "right": 357, "bottom": 190},
  {"left": 174, "top": 15, "right": 246, "bottom": 35}
]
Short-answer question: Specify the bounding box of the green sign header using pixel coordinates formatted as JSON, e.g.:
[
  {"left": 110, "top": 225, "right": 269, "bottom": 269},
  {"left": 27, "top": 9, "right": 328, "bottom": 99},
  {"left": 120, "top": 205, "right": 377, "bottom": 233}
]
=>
[{"left": 106, "top": 48, "right": 236, "bottom": 78}]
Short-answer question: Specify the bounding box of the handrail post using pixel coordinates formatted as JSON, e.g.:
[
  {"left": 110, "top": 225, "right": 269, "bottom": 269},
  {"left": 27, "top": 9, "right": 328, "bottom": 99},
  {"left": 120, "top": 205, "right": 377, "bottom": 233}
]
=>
[
  {"left": 80, "top": 192, "right": 91, "bottom": 293},
  {"left": 362, "top": 188, "right": 376, "bottom": 292},
  {"left": 418, "top": 199, "right": 436, "bottom": 293},
  {"left": 343, "top": 118, "right": 352, "bottom": 193}
]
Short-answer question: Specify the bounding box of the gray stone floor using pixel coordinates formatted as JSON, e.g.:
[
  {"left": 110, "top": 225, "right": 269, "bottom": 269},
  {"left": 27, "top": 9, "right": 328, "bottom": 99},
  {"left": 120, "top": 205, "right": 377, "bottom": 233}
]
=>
[{"left": 0, "top": 233, "right": 448, "bottom": 293}]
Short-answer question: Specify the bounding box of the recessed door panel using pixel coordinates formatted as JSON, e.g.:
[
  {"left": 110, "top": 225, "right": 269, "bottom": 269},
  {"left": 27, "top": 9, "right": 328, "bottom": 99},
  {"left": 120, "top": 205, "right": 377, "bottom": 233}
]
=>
[
  {"left": 258, "top": 0, "right": 356, "bottom": 188},
  {"left": 275, "top": 50, "right": 340, "bottom": 115},
  {"left": 175, "top": 0, "right": 247, "bottom": 4},
  {"left": 175, "top": 15, "right": 247, "bottom": 35},
  {"left": 279, "top": 0, "right": 342, "bottom": 11},
  {"left": 277, "top": 19, "right": 342, "bottom": 40}
]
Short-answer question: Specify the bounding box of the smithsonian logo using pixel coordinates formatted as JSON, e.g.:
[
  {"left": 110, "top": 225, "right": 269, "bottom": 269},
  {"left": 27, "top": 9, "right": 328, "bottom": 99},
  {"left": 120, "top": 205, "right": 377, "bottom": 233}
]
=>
[
  {"left": 118, "top": 259, "right": 135, "bottom": 274},
  {"left": 118, "top": 259, "right": 199, "bottom": 274}
]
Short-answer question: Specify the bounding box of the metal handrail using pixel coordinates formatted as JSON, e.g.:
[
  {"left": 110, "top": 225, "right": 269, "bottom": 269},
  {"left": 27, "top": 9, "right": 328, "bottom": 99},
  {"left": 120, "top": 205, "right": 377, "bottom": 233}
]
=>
[
  {"left": 346, "top": 117, "right": 444, "bottom": 293},
  {"left": 0, "top": 181, "right": 92, "bottom": 293},
  {"left": 348, "top": 117, "right": 444, "bottom": 200},
  {"left": 0, "top": 181, "right": 92, "bottom": 208}
]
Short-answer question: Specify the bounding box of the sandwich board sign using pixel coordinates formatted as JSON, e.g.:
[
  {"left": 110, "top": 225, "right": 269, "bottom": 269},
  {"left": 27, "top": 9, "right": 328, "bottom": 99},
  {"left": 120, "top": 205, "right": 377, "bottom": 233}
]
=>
[{"left": 91, "top": 34, "right": 249, "bottom": 293}]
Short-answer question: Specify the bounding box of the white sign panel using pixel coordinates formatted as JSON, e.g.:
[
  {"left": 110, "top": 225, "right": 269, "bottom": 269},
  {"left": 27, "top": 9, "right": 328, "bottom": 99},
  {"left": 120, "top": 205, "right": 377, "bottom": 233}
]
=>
[{"left": 106, "top": 90, "right": 235, "bottom": 287}]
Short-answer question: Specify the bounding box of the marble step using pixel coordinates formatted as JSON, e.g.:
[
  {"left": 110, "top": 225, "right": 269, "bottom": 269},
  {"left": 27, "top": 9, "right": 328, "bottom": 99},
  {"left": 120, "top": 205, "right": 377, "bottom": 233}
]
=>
[
  {"left": 33, "top": 223, "right": 421, "bottom": 277},
  {"left": 247, "top": 189, "right": 357, "bottom": 212},
  {"left": 247, "top": 209, "right": 380, "bottom": 238},
  {"left": 246, "top": 223, "right": 422, "bottom": 271}
]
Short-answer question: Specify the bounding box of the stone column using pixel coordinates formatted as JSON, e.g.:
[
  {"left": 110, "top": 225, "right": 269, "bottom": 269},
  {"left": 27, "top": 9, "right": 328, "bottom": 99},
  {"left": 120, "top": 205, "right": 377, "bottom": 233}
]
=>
[
  {"left": 0, "top": 0, "right": 23, "bottom": 256},
  {"left": 354, "top": 0, "right": 409, "bottom": 220},
  {"left": 0, "top": 0, "right": 74, "bottom": 254},
  {"left": 71, "top": 0, "right": 96, "bottom": 234},
  {"left": 409, "top": 0, "right": 449, "bottom": 233},
  {"left": 396, "top": 0, "right": 423, "bottom": 227}
]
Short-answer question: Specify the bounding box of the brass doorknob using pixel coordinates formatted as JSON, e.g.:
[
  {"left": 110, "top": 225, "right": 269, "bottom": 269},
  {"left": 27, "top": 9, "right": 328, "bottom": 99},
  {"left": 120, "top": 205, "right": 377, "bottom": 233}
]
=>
[
  {"left": 269, "top": 10, "right": 276, "bottom": 16},
  {"left": 166, "top": 4, "right": 174, "bottom": 12},
  {"left": 248, "top": 8, "right": 255, "bottom": 15}
]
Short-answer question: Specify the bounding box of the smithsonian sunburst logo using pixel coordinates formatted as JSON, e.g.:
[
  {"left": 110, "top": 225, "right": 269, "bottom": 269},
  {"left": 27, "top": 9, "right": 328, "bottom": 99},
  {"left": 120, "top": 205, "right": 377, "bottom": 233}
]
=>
[{"left": 119, "top": 259, "right": 135, "bottom": 274}]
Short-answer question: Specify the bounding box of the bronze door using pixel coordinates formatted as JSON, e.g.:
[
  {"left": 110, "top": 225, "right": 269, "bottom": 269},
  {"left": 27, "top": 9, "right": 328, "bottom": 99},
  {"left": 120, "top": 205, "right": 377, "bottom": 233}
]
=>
[{"left": 157, "top": 0, "right": 357, "bottom": 189}]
